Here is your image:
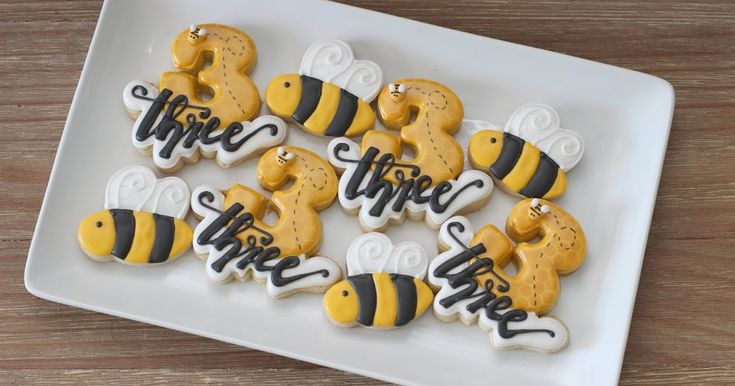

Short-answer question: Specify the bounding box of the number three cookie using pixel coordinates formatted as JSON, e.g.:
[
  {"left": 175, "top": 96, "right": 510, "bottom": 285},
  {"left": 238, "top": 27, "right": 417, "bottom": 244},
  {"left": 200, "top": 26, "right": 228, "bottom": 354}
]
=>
[
  {"left": 191, "top": 146, "right": 341, "bottom": 298},
  {"left": 428, "top": 199, "right": 586, "bottom": 353},
  {"left": 328, "top": 79, "right": 493, "bottom": 232},
  {"left": 123, "top": 24, "right": 287, "bottom": 171}
]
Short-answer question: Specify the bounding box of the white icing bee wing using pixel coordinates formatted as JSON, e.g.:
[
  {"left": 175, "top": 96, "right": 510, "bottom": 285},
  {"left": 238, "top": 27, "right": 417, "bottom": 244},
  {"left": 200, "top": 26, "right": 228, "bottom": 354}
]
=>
[
  {"left": 104, "top": 165, "right": 190, "bottom": 219},
  {"left": 140, "top": 177, "right": 190, "bottom": 219},
  {"left": 346, "top": 233, "right": 428, "bottom": 279},
  {"left": 299, "top": 39, "right": 383, "bottom": 103},
  {"left": 504, "top": 104, "right": 584, "bottom": 171},
  {"left": 105, "top": 166, "right": 157, "bottom": 212}
]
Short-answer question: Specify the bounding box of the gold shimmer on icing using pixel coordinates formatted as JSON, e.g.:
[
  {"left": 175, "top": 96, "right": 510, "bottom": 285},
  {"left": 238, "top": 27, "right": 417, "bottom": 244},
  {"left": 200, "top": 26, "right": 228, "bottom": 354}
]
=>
[
  {"left": 472, "top": 199, "right": 586, "bottom": 315},
  {"left": 370, "top": 79, "right": 465, "bottom": 186},
  {"left": 160, "top": 23, "right": 260, "bottom": 127},
  {"left": 223, "top": 146, "right": 338, "bottom": 257}
]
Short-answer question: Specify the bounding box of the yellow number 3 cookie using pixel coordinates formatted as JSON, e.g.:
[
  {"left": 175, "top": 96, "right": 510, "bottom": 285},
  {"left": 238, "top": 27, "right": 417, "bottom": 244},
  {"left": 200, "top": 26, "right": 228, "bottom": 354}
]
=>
[
  {"left": 160, "top": 24, "right": 261, "bottom": 125},
  {"left": 123, "top": 24, "right": 288, "bottom": 172}
]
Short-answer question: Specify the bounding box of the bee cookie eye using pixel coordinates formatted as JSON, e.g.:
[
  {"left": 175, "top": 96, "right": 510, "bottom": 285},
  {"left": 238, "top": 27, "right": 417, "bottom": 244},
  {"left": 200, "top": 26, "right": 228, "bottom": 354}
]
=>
[
  {"left": 489, "top": 137, "right": 497, "bottom": 143},
  {"left": 341, "top": 290, "right": 349, "bottom": 297},
  {"left": 283, "top": 81, "right": 291, "bottom": 88},
  {"left": 540, "top": 205, "right": 550, "bottom": 214},
  {"left": 96, "top": 221, "right": 103, "bottom": 228}
]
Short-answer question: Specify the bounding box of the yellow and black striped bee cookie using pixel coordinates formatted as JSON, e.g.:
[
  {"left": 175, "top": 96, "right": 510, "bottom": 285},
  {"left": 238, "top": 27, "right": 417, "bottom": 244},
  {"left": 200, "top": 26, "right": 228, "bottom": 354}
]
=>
[
  {"left": 467, "top": 104, "right": 585, "bottom": 200},
  {"left": 265, "top": 39, "right": 382, "bottom": 138},
  {"left": 323, "top": 233, "right": 433, "bottom": 329},
  {"left": 78, "top": 165, "right": 192, "bottom": 265}
]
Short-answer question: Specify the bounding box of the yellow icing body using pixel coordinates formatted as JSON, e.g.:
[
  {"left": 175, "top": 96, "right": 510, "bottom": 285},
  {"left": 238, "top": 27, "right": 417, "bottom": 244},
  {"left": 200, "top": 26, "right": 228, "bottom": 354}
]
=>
[
  {"left": 369, "top": 78, "right": 464, "bottom": 186},
  {"left": 159, "top": 23, "right": 260, "bottom": 127},
  {"left": 468, "top": 129, "right": 568, "bottom": 199},
  {"left": 125, "top": 211, "right": 156, "bottom": 264},
  {"left": 372, "top": 273, "right": 399, "bottom": 327},
  {"left": 471, "top": 199, "right": 586, "bottom": 315},
  {"left": 78, "top": 210, "right": 192, "bottom": 265},
  {"left": 502, "top": 142, "right": 541, "bottom": 192},
  {"left": 265, "top": 74, "right": 375, "bottom": 137},
  {"left": 323, "top": 272, "right": 433, "bottom": 328},
  {"left": 223, "top": 146, "right": 338, "bottom": 257}
]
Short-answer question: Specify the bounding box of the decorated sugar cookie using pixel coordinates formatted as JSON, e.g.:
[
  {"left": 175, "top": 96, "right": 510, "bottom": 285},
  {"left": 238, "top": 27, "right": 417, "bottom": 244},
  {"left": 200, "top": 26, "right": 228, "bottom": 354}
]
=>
[
  {"left": 466, "top": 104, "right": 584, "bottom": 199},
  {"left": 327, "top": 79, "right": 493, "bottom": 232},
  {"left": 191, "top": 146, "right": 341, "bottom": 298},
  {"left": 163, "top": 23, "right": 260, "bottom": 126},
  {"left": 428, "top": 199, "right": 586, "bottom": 352},
  {"left": 323, "top": 233, "right": 433, "bottom": 329},
  {"left": 78, "top": 166, "right": 192, "bottom": 265},
  {"left": 123, "top": 24, "right": 286, "bottom": 171},
  {"left": 265, "top": 39, "right": 382, "bottom": 137}
]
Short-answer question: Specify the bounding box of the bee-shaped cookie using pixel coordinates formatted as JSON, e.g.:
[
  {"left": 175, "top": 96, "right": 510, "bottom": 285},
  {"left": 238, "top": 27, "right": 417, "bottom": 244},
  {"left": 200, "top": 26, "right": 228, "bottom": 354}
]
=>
[
  {"left": 266, "top": 39, "right": 383, "bottom": 138},
  {"left": 78, "top": 165, "right": 192, "bottom": 265},
  {"left": 323, "top": 233, "right": 433, "bottom": 329},
  {"left": 467, "top": 104, "right": 585, "bottom": 199}
]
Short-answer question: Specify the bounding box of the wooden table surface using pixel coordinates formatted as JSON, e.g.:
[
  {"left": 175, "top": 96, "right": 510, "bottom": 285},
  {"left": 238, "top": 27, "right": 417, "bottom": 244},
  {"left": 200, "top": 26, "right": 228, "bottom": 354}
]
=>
[{"left": 2, "top": 0, "right": 734, "bottom": 384}]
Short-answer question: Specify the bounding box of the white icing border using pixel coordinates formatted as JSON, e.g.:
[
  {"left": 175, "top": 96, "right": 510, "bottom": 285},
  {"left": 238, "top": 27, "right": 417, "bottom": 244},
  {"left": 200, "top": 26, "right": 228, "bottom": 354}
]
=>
[
  {"left": 123, "top": 80, "right": 287, "bottom": 170},
  {"left": 428, "top": 216, "right": 569, "bottom": 352},
  {"left": 327, "top": 137, "right": 493, "bottom": 231},
  {"left": 190, "top": 185, "right": 341, "bottom": 297}
]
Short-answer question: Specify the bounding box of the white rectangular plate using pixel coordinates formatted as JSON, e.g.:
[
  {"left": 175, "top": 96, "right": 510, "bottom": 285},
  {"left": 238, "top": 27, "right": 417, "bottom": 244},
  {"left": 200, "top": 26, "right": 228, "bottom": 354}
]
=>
[{"left": 25, "top": 0, "right": 674, "bottom": 384}]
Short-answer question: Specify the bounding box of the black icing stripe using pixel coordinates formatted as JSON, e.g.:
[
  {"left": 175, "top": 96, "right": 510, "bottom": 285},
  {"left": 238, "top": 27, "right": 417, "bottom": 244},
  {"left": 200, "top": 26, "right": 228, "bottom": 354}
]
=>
[
  {"left": 391, "top": 274, "right": 417, "bottom": 326},
  {"left": 324, "top": 88, "right": 358, "bottom": 137},
  {"left": 519, "top": 152, "right": 560, "bottom": 198},
  {"left": 110, "top": 209, "right": 135, "bottom": 260},
  {"left": 292, "top": 75, "right": 322, "bottom": 124},
  {"left": 490, "top": 133, "right": 524, "bottom": 180},
  {"left": 149, "top": 214, "right": 175, "bottom": 263},
  {"left": 349, "top": 274, "right": 377, "bottom": 327}
]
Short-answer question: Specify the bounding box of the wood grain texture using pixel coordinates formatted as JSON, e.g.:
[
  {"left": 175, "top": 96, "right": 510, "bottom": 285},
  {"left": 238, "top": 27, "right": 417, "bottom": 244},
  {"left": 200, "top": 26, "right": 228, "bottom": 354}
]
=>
[{"left": 1, "top": 0, "right": 733, "bottom": 384}]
